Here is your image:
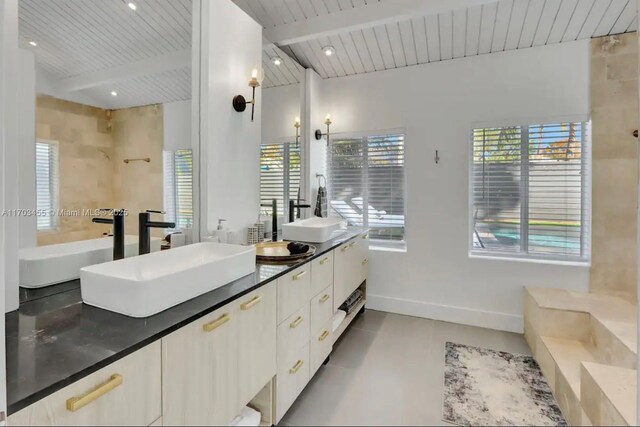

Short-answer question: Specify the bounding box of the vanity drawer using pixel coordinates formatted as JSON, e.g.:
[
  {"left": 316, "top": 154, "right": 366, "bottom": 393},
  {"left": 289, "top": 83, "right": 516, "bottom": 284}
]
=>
[
  {"left": 310, "top": 284, "right": 333, "bottom": 334},
  {"left": 276, "top": 344, "right": 310, "bottom": 421},
  {"left": 310, "top": 320, "right": 333, "bottom": 376},
  {"left": 277, "top": 305, "right": 310, "bottom": 372},
  {"left": 277, "top": 265, "right": 311, "bottom": 324},
  {"left": 9, "top": 342, "right": 161, "bottom": 426},
  {"left": 311, "top": 251, "right": 334, "bottom": 296}
]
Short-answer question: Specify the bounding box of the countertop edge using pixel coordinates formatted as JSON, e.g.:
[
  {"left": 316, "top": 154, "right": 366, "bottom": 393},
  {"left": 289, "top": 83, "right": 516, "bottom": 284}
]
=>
[{"left": 7, "top": 229, "right": 367, "bottom": 415}]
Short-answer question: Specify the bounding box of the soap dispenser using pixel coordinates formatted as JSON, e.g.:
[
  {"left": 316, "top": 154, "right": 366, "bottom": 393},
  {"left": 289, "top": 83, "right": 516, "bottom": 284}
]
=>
[{"left": 216, "top": 219, "right": 228, "bottom": 243}]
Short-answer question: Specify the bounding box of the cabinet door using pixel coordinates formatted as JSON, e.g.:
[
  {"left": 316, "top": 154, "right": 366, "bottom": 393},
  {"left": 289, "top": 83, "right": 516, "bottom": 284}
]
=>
[
  {"left": 237, "top": 281, "right": 277, "bottom": 409},
  {"left": 310, "top": 251, "right": 334, "bottom": 296},
  {"left": 357, "top": 233, "right": 370, "bottom": 284},
  {"left": 277, "top": 265, "right": 311, "bottom": 323},
  {"left": 333, "top": 241, "right": 352, "bottom": 311},
  {"left": 162, "top": 304, "right": 238, "bottom": 426},
  {"left": 276, "top": 344, "right": 310, "bottom": 422},
  {"left": 9, "top": 342, "right": 161, "bottom": 427}
]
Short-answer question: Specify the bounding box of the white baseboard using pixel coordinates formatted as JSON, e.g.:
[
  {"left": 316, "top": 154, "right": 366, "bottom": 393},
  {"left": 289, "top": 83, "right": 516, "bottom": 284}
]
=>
[{"left": 366, "top": 294, "right": 524, "bottom": 333}]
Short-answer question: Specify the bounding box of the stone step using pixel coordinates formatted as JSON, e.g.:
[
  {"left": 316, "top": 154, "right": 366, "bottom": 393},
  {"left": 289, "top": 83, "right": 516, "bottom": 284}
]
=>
[{"left": 581, "top": 362, "right": 636, "bottom": 426}]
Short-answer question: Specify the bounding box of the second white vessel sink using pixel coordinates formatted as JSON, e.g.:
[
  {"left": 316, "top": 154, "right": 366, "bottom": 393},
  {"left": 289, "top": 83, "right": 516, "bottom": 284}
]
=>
[
  {"left": 80, "top": 242, "right": 256, "bottom": 318},
  {"left": 282, "top": 217, "right": 347, "bottom": 243},
  {"left": 19, "top": 235, "right": 161, "bottom": 289}
]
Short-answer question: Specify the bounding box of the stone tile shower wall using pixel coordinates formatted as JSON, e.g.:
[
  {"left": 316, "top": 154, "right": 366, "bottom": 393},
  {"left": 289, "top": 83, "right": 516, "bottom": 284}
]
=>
[
  {"left": 35, "top": 96, "right": 164, "bottom": 245},
  {"left": 590, "top": 32, "right": 640, "bottom": 301},
  {"left": 35, "top": 95, "right": 115, "bottom": 245}
]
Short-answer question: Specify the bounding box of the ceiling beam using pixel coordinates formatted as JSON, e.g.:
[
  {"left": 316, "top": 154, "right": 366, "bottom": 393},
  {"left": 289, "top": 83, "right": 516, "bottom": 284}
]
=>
[
  {"left": 264, "top": 0, "right": 499, "bottom": 46},
  {"left": 58, "top": 48, "right": 191, "bottom": 92}
]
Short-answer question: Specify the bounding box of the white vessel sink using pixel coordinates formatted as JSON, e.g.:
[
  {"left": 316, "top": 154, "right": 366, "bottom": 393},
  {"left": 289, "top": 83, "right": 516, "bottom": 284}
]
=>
[
  {"left": 80, "top": 242, "right": 256, "bottom": 318},
  {"left": 282, "top": 217, "right": 347, "bottom": 243},
  {"left": 19, "top": 236, "right": 161, "bottom": 289}
]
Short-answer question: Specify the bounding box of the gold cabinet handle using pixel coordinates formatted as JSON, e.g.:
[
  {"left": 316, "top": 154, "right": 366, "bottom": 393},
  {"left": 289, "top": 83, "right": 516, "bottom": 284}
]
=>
[
  {"left": 349, "top": 241, "right": 356, "bottom": 248},
  {"left": 241, "top": 295, "right": 262, "bottom": 311},
  {"left": 362, "top": 258, "right": 369, "bottom": 265},
  {"left": 341, "top": 245, "right": 349, "bottom": 252},
  {"left": 319, "top": 257, "right": 330, "bottom": 265},
  {"left": 319, "top": 294, "right": 330, "bottom": 303},
  {"left": 289, "top": 360, "right": 304, "bottom": 374},
  {"left": 290, "top": 316, "right": 304, "bottom": 328},
  {"left": 292, "top": 271, "right": 307, "bottom": 281},
  {"left": 203, "top": 313, "right": 230, "bottom": 332},
  {"left": 362, "top": 234, "right": 369, "bottom": 240},
  {"left": 318, "top": 330, "right": 330, "bottom": 341},
  {"left": 66, "top": 374, "right": 123, "bottom": 412}
]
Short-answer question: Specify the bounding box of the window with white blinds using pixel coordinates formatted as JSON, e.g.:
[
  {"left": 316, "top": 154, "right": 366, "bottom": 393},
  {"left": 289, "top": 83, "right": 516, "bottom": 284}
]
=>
[
  {"left": 471, "top": 121, "right": 591, "bottom": 261},
  {"left": 163, "top": 149, "right": 193, "bottom": 230},
  {"left": 327, "top": 133, "right": 406, "bottom": 246},
  {"left": 260, "top": 142, "right": 301, "bottom": 217},
  {"left": 36, "top": 140, "right": 59, "bottom": 231}
]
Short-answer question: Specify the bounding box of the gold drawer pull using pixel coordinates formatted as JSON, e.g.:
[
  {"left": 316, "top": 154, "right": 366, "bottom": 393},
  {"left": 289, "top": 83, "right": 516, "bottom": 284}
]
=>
[
  {"left": 362, "top": 258, "right": 369, "bottom": 265},
  {"left": 362, "top": 234, "right": 369, "bottom": 240},
  {"left": 241, "top": 295, "right": 262, "bottom": 311},
  {"left": 341, "top": 245, "right": 349, "bottom": 252},
  {"left": 290, "top": 360, "right": 304, "bottom": 374},
  {"left": 319, "top": 257, "right": 330, "bottom": 265},
  {"left": 349, "top": 241, "right": 356, "bottom": 248},
  {"left": 66, "top": 374, "right": 123, "bottom": 412},
  {"left": 319, "top": 294, "right": 330, "bottom": 303},
  {"left": 203, "top": 313, "right": 230, "bottom": 332},
  {"left": 290, "top": 316, "right": 304, "bottom": 328},
  {"left": 318, "top": 330, "right": 330, "bottom": 341},
  {"left": 293, "top": 271, "right": 307, "bottom": 281}
]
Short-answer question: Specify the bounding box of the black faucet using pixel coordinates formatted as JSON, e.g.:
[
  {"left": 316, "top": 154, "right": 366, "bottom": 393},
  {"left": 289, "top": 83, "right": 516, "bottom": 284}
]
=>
[
  {"left": 139, "top": 210, "right": 175, "bottom": 255},
  {"left": 289, "top": 200, "right": 311, "bottom": 223},
  {"left": 261, "top": 199, "right": 278, "bottom": 242},
  {"left": 92, "top": 209, "right": 126, "bottom": 261}
]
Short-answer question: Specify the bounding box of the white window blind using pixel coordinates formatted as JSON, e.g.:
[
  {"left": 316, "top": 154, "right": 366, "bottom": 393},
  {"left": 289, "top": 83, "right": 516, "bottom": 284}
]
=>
[
  {"left": 36, "top": 140, "right": 59, "bottom": 231},
  {"left": 471, "top": 121, "right": 591, "bottom": 261},
  {"left": 260, "top": 142, "right": 301, "bottom": 217},
  {"left": 163, "top": 149, "right": 193, "bottom": 230},
  {"left": 327, "top": 133, "right": 406, "bottom": 245}
]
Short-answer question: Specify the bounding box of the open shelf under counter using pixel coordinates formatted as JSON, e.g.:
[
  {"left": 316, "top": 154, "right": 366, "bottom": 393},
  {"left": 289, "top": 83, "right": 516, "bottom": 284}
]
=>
[{"left": 332, "top": 298, "right": 366, "bottom": 344}]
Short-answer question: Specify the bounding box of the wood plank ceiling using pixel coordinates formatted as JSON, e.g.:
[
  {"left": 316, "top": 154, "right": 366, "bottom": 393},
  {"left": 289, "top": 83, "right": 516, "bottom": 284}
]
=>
[
  {"left": 18, "top": 0, "right": 639, "bottom": 108},
  {"left": 240, "top": 0, "right": 637, "bottom": 81}
]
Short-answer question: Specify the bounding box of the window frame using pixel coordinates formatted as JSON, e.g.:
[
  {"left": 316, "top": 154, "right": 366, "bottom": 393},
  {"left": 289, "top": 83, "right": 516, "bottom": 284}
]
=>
[
  {"left": 35, "top": 139, "right": 60, "bottom": 232},
  {"left": 163, "top": 148, "right": 194, "bottom": 232},
  {"left": 468, "top": 116, "right": 591, "bottom": 265},
  {"left": 326, "top": 129, "right": 407, "bottom": 250},
  {"left": 259, "top": 140, "right": 302, "bottom": 218}
]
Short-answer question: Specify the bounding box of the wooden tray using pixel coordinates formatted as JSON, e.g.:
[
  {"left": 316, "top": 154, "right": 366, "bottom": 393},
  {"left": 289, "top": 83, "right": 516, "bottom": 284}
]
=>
[{"left": 255, "top": 241, "right": 316, "bottom": 264}]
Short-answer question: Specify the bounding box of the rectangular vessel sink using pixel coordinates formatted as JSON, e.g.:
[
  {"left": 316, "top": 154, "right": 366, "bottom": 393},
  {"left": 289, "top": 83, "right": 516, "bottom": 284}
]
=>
[
  {"left": 19, "top": 236, "right": 161, "bottom": 289},
  {"left": 282, "top": 217, "right": 347, "bottom": 243},
  {"left": 80, "top": 242, "right": 256, "bottom": 318}
]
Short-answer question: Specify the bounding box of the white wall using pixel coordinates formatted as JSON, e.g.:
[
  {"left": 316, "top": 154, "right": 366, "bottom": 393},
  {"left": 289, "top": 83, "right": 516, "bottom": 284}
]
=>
[
  {"left": 262, "top": 83, "right": 300, "bottom": 143},
  {"left": 319, "top": 40, "right": 592, "bottom": 332},
  {"left": 18, "top": 49, "right": 36, "bottom": 250},
  {"left": 164, "top": 100, "right": 191, "bottom": 151},
  {"left": 197, "top": 0, "right": 262, "bottom": 238}
]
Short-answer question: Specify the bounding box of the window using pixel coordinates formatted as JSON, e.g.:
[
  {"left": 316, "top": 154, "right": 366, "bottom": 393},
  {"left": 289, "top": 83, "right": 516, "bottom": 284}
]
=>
[
  {"left": 471, "top": 121, "right": 591, "bottom": 262},
  {"left": 163, "top": 149, "right": 194, "bottom": 230},
  {"left": 327, "top": 133, "right": 406, "bottom": 247},
  {"left": 260, "top": 142, "right": 301, "bottom": 217},
  {"left": 36, "top": 140, "right": 59, "bottom": 231}
]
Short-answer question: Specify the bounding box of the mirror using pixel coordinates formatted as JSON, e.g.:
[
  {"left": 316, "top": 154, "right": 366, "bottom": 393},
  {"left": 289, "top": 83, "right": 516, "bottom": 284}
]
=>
[{"left": 17, "top": 0, "right": 195, "bottom": 302}]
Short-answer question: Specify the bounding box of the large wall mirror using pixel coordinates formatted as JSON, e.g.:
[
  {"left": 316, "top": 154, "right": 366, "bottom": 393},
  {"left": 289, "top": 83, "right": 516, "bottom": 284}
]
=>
[{"left": 16, "top": 0, "right": 196, "bottom": 304}]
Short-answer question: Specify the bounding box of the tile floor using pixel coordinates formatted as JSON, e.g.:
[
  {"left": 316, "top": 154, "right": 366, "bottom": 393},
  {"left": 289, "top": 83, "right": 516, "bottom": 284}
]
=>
[{"left": 279, "top": 309, "right": 531, "bottom": 426}]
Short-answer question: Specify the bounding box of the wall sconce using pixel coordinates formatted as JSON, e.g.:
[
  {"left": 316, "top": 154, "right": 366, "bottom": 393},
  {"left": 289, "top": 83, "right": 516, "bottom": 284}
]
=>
[
  {"left": 232, "top": 68, "right": 261, "bottom": 122},
  {"left": 294, "top": 116, "right": 301, "bottom": 146},
  {"left": 315, "top": 114, "right": 332, "bottom": 146}
]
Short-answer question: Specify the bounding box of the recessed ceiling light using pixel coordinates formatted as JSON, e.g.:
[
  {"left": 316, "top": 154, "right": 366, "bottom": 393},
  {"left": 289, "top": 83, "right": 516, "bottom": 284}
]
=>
[
  {"left": 127, "top": 2, "right": 137, "bottom": 10},
  {"left": 322, "top": 46, "right": 335, "bottom": 57},
  {"left": 111, "top": 91, "right": 118, "bottom": 97},
  {"left": 28, "top": 41, "right": 37, "bottom": 47},
  {"left": 271, "top": 56, "right": 282, "bottom": 66}
]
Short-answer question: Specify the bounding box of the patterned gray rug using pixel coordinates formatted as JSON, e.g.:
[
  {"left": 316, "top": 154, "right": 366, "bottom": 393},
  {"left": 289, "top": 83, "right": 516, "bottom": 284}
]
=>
[{"left": 443, "top": 342, "right": 566, "bottom": 426}]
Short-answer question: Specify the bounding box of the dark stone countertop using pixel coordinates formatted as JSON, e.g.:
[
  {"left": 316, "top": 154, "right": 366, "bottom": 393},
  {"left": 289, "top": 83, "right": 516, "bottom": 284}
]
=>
[{"left": 6, "top": 228, "right": 366, "bottom": 415}]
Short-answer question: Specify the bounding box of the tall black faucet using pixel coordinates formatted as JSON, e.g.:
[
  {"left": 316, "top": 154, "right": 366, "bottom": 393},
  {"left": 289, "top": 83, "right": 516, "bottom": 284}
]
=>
[
  {"left": 261, "top": 199, "right": 278, "bottom": 241},
  {"left": 92, "top": 209, "right": 126, "bottom": 260},
  {"left": 289, "top": 200, "right": 311, "bottom": 223},
  {"left": 139, "top": 210, "right": 175, "bottom": 255}
]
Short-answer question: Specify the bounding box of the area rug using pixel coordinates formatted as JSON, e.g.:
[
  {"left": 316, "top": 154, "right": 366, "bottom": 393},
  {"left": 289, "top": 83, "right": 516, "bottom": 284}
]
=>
[{"left": 442, "top": 342, "right": 566, "bottom": 426}]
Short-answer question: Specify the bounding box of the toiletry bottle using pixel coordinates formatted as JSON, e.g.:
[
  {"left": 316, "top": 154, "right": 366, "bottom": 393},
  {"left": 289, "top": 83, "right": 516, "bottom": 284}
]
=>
[{"left": 217, "top": 219, "right": 228, "bottom": 243}]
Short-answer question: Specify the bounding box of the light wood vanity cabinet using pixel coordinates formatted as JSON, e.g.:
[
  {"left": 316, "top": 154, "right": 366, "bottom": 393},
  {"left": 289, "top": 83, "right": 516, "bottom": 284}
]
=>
[
  {"left": 9, "top": 342, "right": 162, "bottom": 427},
  {"left": 162, "top": 281, "right": 276, "bottom": 426},
  {"left": 334, "top": 235, "right": 368, "bottom": 313}
]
